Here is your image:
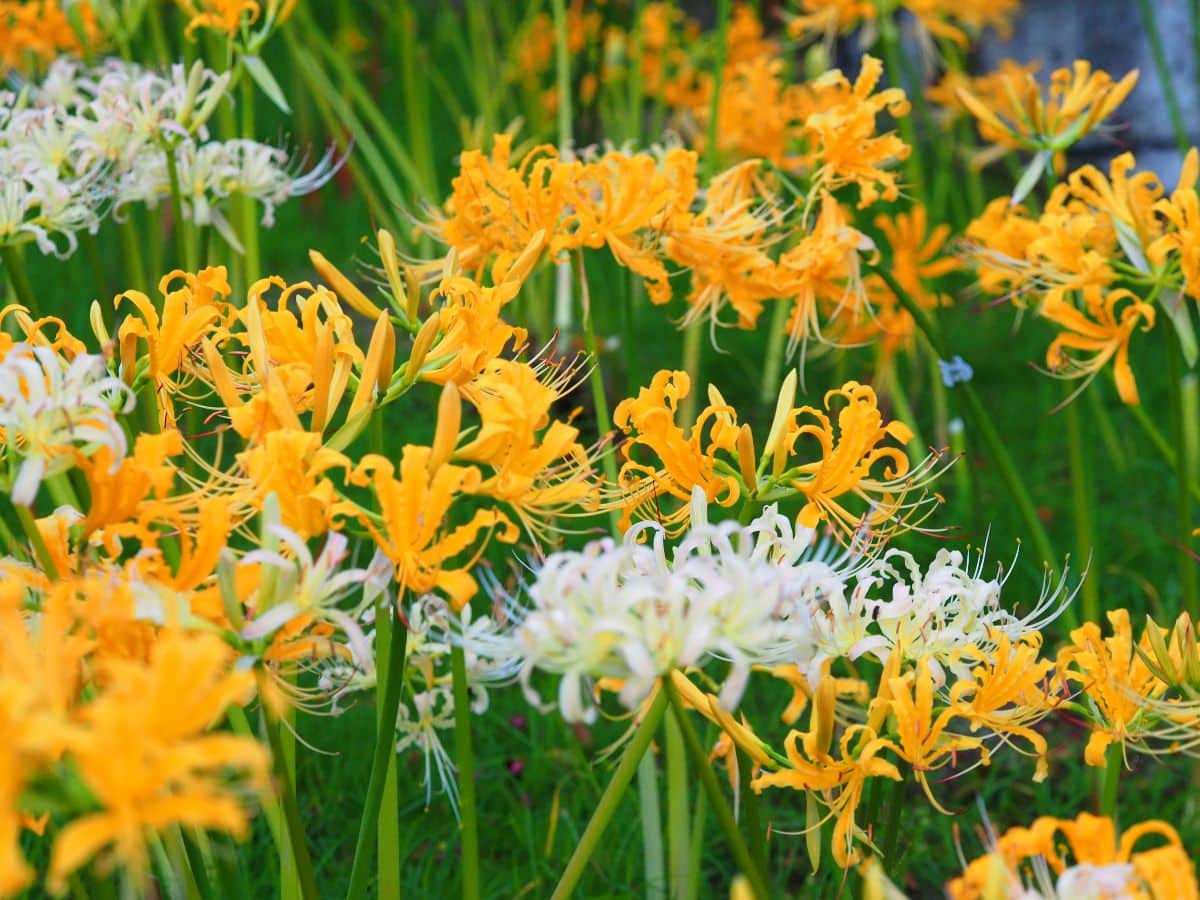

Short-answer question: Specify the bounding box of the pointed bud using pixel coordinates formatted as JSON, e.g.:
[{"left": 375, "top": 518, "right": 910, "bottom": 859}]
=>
[
  {"left": 428, "top": 380, "right": 462, "bottom": 475},
  {"left": 763, "top": 369, "right": 797, "bottom": 458},
  {"left": 737, "top": 424, "right": 757, "bottom": 493},
  {"left": 405, "top": 311, "right": 442, "bottom": 384},
  {"left": 309, "top": 249, "right": 384, "bottom": 319},
  {"left": 377, "top": 229, "right": 407, "bottom": 308}
]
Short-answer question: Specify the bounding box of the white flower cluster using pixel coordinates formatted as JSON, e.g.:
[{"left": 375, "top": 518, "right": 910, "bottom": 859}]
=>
[
  {"left": 511, "top": 489, "right": 1075, "bottom": 724},
  {"left": 0, "top": 342, "right": 133, "bottom": 506},
  {"left": 1, "top": 56, "right": 338, "bottom": 257}
]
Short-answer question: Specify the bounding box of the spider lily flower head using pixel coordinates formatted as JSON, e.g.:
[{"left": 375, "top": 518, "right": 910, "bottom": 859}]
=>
[
  {"left": 1149, "top": 148, "right": 1200, "bottom": 299},
  {"left": 955, "top": 60, "right": 1138, "bottom": 175},
  {"left": 43, "top": 629, "right": 269, "bottom": 894},
  {"left": 1055, "top": 608, "right": 1169, "bottom": 766},
  {"left": 0, "top": 153, "right": 106, "bottom": 257},
  {"left": 0, "top": 342, "right": 133, "bottom": 507},
  {"left": 177, "top": 0, "right": 297, "bottom": 47},
  {"left": 798, "top": 55, "right": 911, "bottom": 209},
  {"left": 511, "top": 487, "right": 859, "bottom": 724},
  {"left": 851, "top": 544, "right": 1078, "bottom": 684},
  {"left": 0, "top": 0, "right": 97, "bottom": 75},
  {"left": 946, "top": 811, "right": 1197, "bottom": 900}
]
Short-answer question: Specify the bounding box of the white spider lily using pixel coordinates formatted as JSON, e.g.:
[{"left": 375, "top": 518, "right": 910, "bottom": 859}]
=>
[
  {"left": 0, "top": 344, "right": 133, "bottom": 507},
  {"left": 511, "top": 487, "right": 857, "bottom": 724}
]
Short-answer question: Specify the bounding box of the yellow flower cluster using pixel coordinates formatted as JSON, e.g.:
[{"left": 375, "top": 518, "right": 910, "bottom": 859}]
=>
[
  {"left": 966, "top": 150, "right": 1200, "bottom": 404},
  {"left": 0, "top": 0, "right": 97, "bottom": 73}
]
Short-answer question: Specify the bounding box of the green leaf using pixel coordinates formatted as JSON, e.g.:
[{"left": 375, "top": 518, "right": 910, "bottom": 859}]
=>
[
  {"left": 1010, "top": 148, "right": 1051, "bottom": 208},
  {"left": 1162, "top": 289, "right": 1199, "bottom": 369},
  {"left": 243, "top": 54, "right": 292, "bottom": 114}
]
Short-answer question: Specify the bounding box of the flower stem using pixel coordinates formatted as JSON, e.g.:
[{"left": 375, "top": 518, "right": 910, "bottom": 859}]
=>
[
  {"left": 376, "top": 606, "right": 402, "bottom": 900},
  {"left": 550, "top": 688, "right": 670, "bottom": 900},
  {"left": 1126, "top": 400, "right": 1200, "bottom": 504},
  {"left": 736, "top": 748, "right": 769, "bottom": 887},
  {"left": 1167, "top": 335, "right": 1198, "bottom": 617},
  {"left": 867, "top": 262, "right": 1060, "bottom": 584},
  {"left": 1065, "top": 393, "right": 1099, "bottom": 625},
  {"left": 665, "top": 711, "right": 690, "bottom": 899},
  {"left": 257, "top": 674, "right": 319, "bottom": 900},
  {"left": 13, "top": 501, "right": 58, "bottom": 580},
  {"left": 1099, "top": 742, "right": 1122, "bottom": 819},
  {"left": 880, "top": 777, "right": 906, "bottom": 873},
  {"left": 345, "top": 603, "right": 410, "bottom": 900},
  {"left": 876, "top": 12, "right": 925, "bottom": 199},
  {"left": 551, "top": 0, "right": 574, "bottom": 353},
  {"left": 239, "top": 73, "right": 261, "bottom": 284},
  {"left": 451, "top": 642, "right": 481, "bottom": 900},
  {"left": 759, "top": 300, "right": 790, "bottom": 409},
  {"left": 164, "top": 146, "right": 193, "bottom": 272},
  {"left": 0, "top": 244, "right": 40, "bottom": 316},
  {"left": 637, "top": 750, "right": 667, "bottom": 900},
  {"left": 1136, "top": 0, "right": 1191, "bottom": 154},
  {"left": 662, "top": 680, "right": 769, "bottom": 900}
]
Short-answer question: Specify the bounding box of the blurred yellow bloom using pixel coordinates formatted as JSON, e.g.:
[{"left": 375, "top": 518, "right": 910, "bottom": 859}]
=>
[
  {"left": 956, "top": 59, "right": 1138, "bottom": 170},
  {"left": 947, "top": 812, "right": 1197, "bottom": 900},
  {"left": 0, "top": 0, "right": 97, "bottom": 73},
  {"left": 177, "top": 0, "right": 295, "bottom": 39},
  {"left": 46, "top": 631, "right": 267, "bottom": 893}
]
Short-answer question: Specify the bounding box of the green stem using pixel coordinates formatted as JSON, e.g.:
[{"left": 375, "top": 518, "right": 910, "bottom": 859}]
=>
[
  {"left": 239, "top": 73, "right": 261, "bottom": 284},
  {"left": 14, "top": 501, "right": 58, "bottom": 580},
  {"left": 684, "top": 776, "right": 707, "bottom": 900},
  {"left": 948, "top": 418, "right": 974, "bottom": 522},
  {"left": 451, "top": 642, "right": 481, "bottom": 900},
  {"left": 665, "top": 711, "right": 690, "bottom": 900},
  {"left": 736, "top": 749, "right": 768, "bottom": 890},
  {"left": 637, "top": 750, "right": 667, "bottom": 900},
  {"left": 879, "top": 777, "right": 905, "bottom": 873},
  {"left": 119, "top": 216, "right": 149, "bottom": 295},
  {"left": 662, "top": 681, "right": 768, "bottom": 900},
  {"left": 679, "top": 321, "right": 704, "bottom": 426},
  {"left": 376, "top": 607, "right": 402, "bottom": 900},
  {"left": 80, "top": 230, "right": 109, "bottom": 306},
  {"left": 1167, "top": 336, "right": 1198, "bottom": 617},
  {"left": 1099, "top": 742, "right": 1122, "bottom": 820},
  {"left": 1136, "top": 0, "right": 1192, "bottom": 154},
  {"left": 0, "top": 244, "right": 40, "bottom": 316},
  {"left": 759, "top": 300, "right": 790, "bottom": 409},
  {"left": 627, "top": 0, "right": 646, "bottom": 144},
  {"left": 1065, "top": 394, "right": 1098, "bottom": 626},
  {"left": 867, "top": 262, "right": 1059, "bottom": 578},
  {"left": 551, "top": 0, "right": 574, "bottom": 350},
  {"left": 165, "top": 147, "right": 193, "bottom": 272},
  {"left": 887, "top": 363, "right": 928, "bottom": 469},
  {"left": 550, "top": 688, "right": 670, "bottom": 900},
  {"left": 345, "top": 604, "right": 410, "bottom": 900},
  {"left": 877, "top": 13, "right": 925, "bottom": 198},
  {"left": 258, "top": 677, "right": 319, "bottom": 900}
]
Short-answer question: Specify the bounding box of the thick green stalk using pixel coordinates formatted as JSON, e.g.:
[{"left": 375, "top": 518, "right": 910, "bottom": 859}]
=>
[
  {"left": 759, "top": 300, "right": 790, "bottom": 409},
  {"left": 1136, "top": 0, "right": 1191, "bottom": 154},
  {"left": 637, "top": 751, "right": 667, "bottom": 900},
  {"left": 119, "top": 215, "right": 149, "bottom": 295},
  {"left": 1167, "top": 336, "right": 1199, "bottom": 616},
  {"left": 684, "top": 777, "right": 707, "bottom": 900},
  {"left": 258, "top": 676, "right": 319, "bottom": 900},
  {"left": 626, "top": 0, "right": 646, "bottom": 144},
  {"left": 867, "top": 262, "right": 1059, "bottom": 577},
  {"left": 879, "top": 777, "right": 906, "bottom": 873},
  {"left": 736, "top": 749, "right": 768, "bottom": 889},
  {"left": 451, "top": 643, "right": 481, "bottom": 900},
  {"left": 80, "top": 230, "right": 109, "bottom": 305},
  {"left": 876, "top": 13, "right": 925, "bottom": 199},
  {"left": 1, "top": 244, "right": 40, "bottom": 315},
  {"left": 1065, "top": 395, "right": 1098, "bottom": 628},
  {"left": 165, "top": 147, "right": 193, "bottom": 272},
  {"left": 1100, "top": 742, "right": 1122, "bottom": 820},
  {"left": 376, "top": 608, "right": 402, "bottom": 900},
  {"left": 948, "top": 418, "right": 974, "bottom": 521},
  {"left": 14, "top": 501, "right": 58, "bottom": 580},
  {"left": 662, "top": 681, "right": 768, "bottom": 900},
  {"left": 551, "top": 689, "right": 670, "bottom": 900},
  {"left": 346, "top": 605, "right": 410, "bottom": 900},
  {"left": 665, "top": 712, "right": 690, "bottom": 900},
  {"left": 239, "top": 74, "right": 261, "bottom": 284},
  {"left": 887, "top": 363, "right": 929, "bottom": 469}
]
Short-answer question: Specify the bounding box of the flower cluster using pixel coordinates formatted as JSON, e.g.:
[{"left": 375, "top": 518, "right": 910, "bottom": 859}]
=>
[
  {"left": 965, "top": 149, "right": 1200, "bottom": 404},
  {"left": 1, "top": 56, "right": 335, "bottom": 258}
]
